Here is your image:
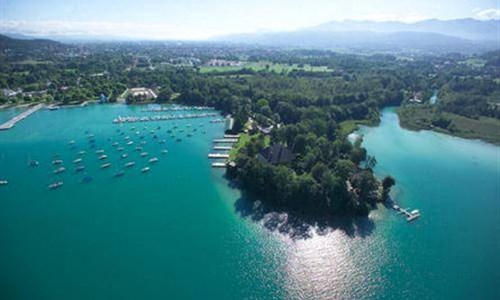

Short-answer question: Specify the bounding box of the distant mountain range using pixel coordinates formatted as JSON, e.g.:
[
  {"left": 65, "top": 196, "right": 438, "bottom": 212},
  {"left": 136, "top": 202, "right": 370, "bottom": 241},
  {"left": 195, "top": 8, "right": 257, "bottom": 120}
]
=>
[{"left": 214, "top": 18, "right": 500, "bottom": 54}]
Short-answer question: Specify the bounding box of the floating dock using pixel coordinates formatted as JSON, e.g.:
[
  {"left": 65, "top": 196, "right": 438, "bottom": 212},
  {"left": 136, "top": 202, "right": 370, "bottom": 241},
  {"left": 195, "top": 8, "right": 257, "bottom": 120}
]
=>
[
  {"left": 0, "top": 103, "right": 44, "bottom": 130},
  {"left": 213, "top": 139, "right": 238, "bottom": 143},
  {"left": 113, "top": 113, "right": 219, "bottom": 124},
  {"left": 208, "top": 153, "right": 230, "bottom": 159},
  {"left": 224, "top": 134, "right": 240, "bottom": 139},
  {"left": 213, "top": 146, "right": 232, "bottom": 150},
  {"left": 390, "top": 203, "right": 421, "bottom": 222},
  {"left": 211, "top": 162, "right": 227, "bottom": 168}
]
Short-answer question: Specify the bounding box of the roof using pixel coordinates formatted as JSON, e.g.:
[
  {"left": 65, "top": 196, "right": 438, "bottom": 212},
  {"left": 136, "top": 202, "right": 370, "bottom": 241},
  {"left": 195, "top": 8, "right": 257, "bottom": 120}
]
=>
[{"left": 258, "top": 144, "right": 294, "bottom": 165}]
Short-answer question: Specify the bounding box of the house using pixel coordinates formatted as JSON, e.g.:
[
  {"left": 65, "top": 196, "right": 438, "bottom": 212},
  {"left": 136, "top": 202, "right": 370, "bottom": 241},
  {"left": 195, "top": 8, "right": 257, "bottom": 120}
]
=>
[
  {"left": 258, "top": 144, "right": 294, "bottom": 165},
  {"left": 128, "top": 87, "right": 157, "bottom": 99}
]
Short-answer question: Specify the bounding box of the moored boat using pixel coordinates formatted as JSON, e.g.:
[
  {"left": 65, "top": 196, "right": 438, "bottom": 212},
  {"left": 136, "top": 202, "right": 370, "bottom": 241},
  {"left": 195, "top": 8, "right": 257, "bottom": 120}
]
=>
[
  {"left": 99, "top": 155, "right": 108, "bottom": 160},
  {"left": 125, "top": 161, "right": 136, "bottom": 168},
  {"left": 100, "top": 163, "right": 111, "bottom": 169},
  {"left": 48, "top": 181, "right": 63, "bottom": 189},
  {"left": 54, "top": 167, "right": 66, "bottom": 174},
  {"left": 140, "top": 152, "right": 148, "bottom": 157},
  {"left": 149, "top": 157, "right": 159, "bottom": 163},
  {"left": 141, "top": 167, "right": 150, "bottom": 173}
]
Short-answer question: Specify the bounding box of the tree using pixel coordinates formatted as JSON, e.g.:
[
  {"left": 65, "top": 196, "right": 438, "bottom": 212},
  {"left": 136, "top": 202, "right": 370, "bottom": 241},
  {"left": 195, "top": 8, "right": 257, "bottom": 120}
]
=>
[
  {"left": 381, "top": 176, "right": 396, "bottom": 200},
  {"left": 157, "top": 86, "right": 173, "bottom": 103}
]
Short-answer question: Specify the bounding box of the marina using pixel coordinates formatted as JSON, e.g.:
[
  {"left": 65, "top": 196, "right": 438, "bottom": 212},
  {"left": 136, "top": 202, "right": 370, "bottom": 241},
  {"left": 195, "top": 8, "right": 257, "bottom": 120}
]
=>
[{"left": 112, "top": 112, "right": 219, "bottom": 124}]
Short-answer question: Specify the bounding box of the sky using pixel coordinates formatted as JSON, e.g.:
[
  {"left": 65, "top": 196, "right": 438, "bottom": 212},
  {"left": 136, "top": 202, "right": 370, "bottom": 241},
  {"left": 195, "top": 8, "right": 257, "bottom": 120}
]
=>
[{"left": 0, "top": 0, "right": 499, "bottom": 40}]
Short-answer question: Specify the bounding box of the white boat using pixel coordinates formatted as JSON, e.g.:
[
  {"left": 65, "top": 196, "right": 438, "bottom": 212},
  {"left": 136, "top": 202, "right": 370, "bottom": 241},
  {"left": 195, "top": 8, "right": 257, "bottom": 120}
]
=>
[
  {"left": 112, "top": 142, "right": 119, "bottom": 147},
  {"left": 95, "top": 150, "right": 105, "bottom": 154},
  {"left": 52, "top": 159, "right": 63, "bottom": 165},
  {"left": 140, "top": 152, "right": 148, "bottom": 157},
  {"left": 125, "top": 162, "right": 136, "bottom": 168},
  {"left": 48, "top": 181, "right": 63, "bottom": 189},
  {"left": 121, "top": 154, "right": 128, "bottom": 158},
  {"left": 78, "top": 151, "right": 86, "bottom": 155},
  {"left": 127, "top": 141, "right": 134, "bottom": 145},
  {"left": 73, "top": 158, "right": 83, "bottom": 164},
  {"left": 0, "top": 180, "right": 8, "bottom": 186},
  {"left": 141, "top": 167, "right": 150, "bottom": 173},
  {"left": 135, "top": 146, "right": 143, "bottom": 151},
  {"left": 149, "top": 157, "right": 159, "bottom": 163},
  {"left": 117, "top": 147, "right": 125, "bottom": 151},
  {"left": 161, "top": 150, "right": 168, "bottom": 154},
  {"left": 100, "top": 163, "right": 111, "bottom": 169},
  {"left": 68, "top": 140, "right": 76, "bottom": 145},
  {"left": 99, "top": 155, "right": 108, "bottom": 160},
  {"left": 54, "top": 167, "right": 66, "bottom": 174}
]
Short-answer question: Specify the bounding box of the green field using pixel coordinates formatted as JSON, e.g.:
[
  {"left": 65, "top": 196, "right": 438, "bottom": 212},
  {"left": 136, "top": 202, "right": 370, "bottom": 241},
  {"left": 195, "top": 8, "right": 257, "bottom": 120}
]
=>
[
  {"left": 460, "top": 58, "right": 486, "bottom": 68},
  {"left": 200, "top": 61, "right": 331, "bottom": 74}
]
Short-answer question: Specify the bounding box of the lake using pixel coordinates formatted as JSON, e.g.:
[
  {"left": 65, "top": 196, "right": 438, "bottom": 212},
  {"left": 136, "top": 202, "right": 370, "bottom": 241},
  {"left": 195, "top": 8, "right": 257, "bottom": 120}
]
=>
[{"left": 0, "top": 105, "right": 498, "bottom": 299}]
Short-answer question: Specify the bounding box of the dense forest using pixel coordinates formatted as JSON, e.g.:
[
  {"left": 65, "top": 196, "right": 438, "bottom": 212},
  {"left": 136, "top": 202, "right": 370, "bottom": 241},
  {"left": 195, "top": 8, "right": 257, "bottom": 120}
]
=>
[{"left": 1, "top": 35, "right": 498, "bottom": 216}]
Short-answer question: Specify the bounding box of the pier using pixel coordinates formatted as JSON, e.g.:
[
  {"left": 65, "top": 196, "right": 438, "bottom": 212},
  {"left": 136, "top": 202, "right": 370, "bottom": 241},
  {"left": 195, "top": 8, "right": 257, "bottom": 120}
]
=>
[
  {"left": 224, "top": 134, "right": 240, "bottom": 139},
  {"left": 112, "top": 112, "right": 219, "bottom": 124},
  {"left": 0, "top": 104, "right": 44, "bottom": 130},
  {"left": 389, "top": 201, "right": 421, "bottom": 222},
  {"left": 208, "top": 153, "right": 230, "bottom": 159},
  {"left": 213, "top": 146, "right": 232, "bottom": 150},
  {"left": 211, "top": 162, "right": 227, "bottom": 168},
  {"left": 213, "top": 139, "right": 238, "bottom": 143}
]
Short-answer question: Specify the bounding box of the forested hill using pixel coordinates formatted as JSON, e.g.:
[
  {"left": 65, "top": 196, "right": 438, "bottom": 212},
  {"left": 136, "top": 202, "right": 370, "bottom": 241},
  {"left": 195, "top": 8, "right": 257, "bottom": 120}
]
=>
[{"left": 0, "top": 34, "right": 64, "bottom": 51}]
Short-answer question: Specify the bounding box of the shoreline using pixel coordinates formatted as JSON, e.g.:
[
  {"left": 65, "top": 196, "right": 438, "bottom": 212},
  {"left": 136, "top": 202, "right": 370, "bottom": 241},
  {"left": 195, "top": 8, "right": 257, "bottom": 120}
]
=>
[{"left": 397, "top": 107, "right": 500, "bottom": 146}]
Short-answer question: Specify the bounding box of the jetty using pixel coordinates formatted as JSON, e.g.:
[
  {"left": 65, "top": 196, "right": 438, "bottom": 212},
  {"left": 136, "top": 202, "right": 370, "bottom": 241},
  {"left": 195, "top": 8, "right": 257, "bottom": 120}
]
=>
[
  {"left": 213, "top": 139, "right": 238, "bottom": 143},
  {"left": 0, "top": 104, "right": 44, "bottom": 130},
  {"left": 224, "top": 134, "right": 240, "bottom": 139},
  {"left": 112, "top": 112, "right": 219, "bottom": 124},
  {"left": 211, "top": 162, "right": 227, "bottom": 168},
  {"left": 208, "top": 153, "right": 230, "bottom": 159},
  {"left": 388, "top": 201, "right": 421, "bottom": 222},
  {"left": 213, "top": 146, "right": 232, "bottom": 150}
]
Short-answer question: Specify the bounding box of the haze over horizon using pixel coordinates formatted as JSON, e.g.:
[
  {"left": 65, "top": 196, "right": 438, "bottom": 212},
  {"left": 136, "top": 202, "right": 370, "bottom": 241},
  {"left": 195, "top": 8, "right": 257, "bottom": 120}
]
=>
[{"left": 1, "top": 0, "right": 499, "bottom": 40}]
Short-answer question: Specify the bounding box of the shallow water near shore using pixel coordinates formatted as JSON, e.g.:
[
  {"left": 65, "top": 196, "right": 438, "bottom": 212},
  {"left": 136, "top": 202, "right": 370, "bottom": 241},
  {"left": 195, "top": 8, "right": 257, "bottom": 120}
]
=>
[{"left": 0, "top": 105, "right": 498, "bottom": 299}]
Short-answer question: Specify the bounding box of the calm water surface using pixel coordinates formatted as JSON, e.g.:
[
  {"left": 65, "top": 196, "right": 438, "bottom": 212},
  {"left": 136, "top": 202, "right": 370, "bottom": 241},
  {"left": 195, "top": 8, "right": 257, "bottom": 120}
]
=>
[{"left": 0, "top": 105, "right": 498, "bottom": 299}]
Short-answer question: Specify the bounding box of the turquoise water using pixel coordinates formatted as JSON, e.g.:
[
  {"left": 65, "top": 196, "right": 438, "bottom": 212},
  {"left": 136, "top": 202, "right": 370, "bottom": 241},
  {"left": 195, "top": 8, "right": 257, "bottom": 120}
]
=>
[
  {"left": 0, "top": 106, "right": 27, "bottom": 123},
  {"left": 0, "top": 105, "right": 498, "bottom": 299}
]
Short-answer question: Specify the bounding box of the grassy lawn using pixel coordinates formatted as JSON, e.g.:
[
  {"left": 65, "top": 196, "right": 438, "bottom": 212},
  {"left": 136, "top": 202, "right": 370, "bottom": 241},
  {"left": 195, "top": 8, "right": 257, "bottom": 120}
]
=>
[
  {"left": 398, "top": 106, "right": 500, "bottom": 145},
  {"left": 460, "top": 58, "right": 486, "bottom": 68},
  {"left": 339, "top": 119, "right": 377, "bottom": 135},
  {"left": 228, "top": 133, "right": 270, "bottom": 160},
  {"left": 200, "top": 61, "right": 331, "bottom": 74}
]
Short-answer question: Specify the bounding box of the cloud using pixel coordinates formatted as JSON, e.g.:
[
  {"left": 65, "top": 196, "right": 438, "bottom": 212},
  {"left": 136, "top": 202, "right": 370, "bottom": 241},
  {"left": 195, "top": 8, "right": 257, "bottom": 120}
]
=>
[
  {"left": 474, "top": 8, "right": 500, "bottom": 20},
  {"left": 0, "top": 20, "right": 220, "bottom": 40}
]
